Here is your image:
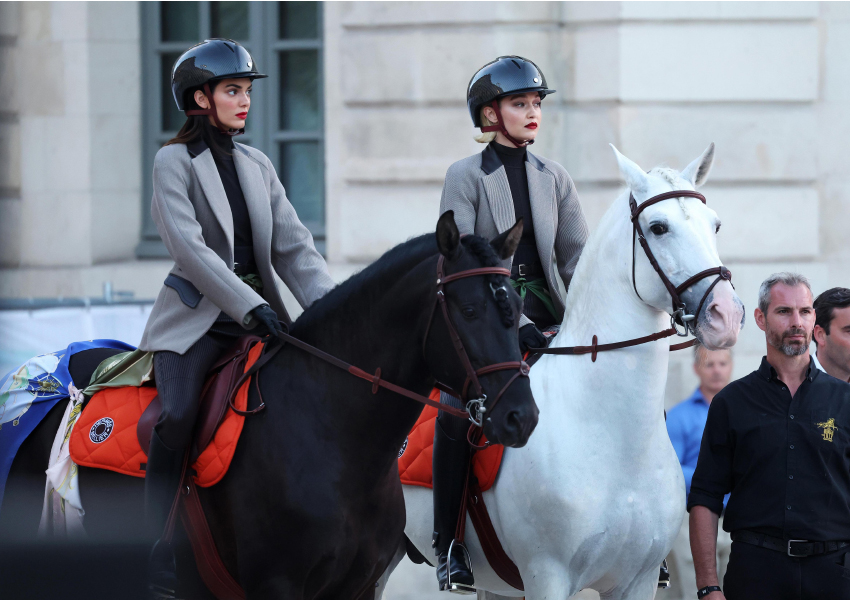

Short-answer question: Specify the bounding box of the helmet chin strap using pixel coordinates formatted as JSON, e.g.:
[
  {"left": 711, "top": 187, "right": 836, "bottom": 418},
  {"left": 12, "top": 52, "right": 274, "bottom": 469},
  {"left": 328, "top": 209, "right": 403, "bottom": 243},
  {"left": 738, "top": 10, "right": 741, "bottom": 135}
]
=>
[
  {"left": 185, "top": 83, "right": 244, "bottom": 136},
  {"left": 480, "top": 100, "right": 533, "bottom": 148}
]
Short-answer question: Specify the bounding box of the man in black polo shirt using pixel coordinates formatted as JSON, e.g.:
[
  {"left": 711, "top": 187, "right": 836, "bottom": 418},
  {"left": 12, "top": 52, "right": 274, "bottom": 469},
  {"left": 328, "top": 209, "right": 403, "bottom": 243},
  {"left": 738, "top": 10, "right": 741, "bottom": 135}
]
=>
[{"left": 688, "top": 272, "right": 850, "bottom": 600}]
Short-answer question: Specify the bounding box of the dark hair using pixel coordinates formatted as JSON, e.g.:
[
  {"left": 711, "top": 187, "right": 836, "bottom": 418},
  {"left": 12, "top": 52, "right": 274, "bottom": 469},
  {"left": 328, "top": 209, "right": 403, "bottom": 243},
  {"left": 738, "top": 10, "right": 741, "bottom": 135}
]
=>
[
  {"left": 164, "top": 81, "right": 232, "bottom": 158},
  {"left": 814, "top": 287, "right": 850, "bottom": 338}
]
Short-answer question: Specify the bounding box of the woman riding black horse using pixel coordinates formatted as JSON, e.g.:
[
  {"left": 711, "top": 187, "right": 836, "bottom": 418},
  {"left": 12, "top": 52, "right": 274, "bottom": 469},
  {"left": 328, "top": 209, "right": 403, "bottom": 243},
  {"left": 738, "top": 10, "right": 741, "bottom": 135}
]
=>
[
  {"left": 138, "top": 38, "right": 334, "bottom": 596},
  {"left": 431, "top": 56, "right": 589, "bottom": 593}
]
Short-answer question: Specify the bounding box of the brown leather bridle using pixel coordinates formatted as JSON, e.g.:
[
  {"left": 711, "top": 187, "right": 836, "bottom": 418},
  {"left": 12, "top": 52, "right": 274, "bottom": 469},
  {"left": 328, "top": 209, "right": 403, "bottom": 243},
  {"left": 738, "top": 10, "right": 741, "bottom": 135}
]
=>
[
  {"left": 531, "top": 189, "right": 733, "bottom": 361},
  {"left": 629, "top": 190, "right": 732, "bottom": 333},
  {"left": 423, "top": 255, "right": 531, "bottom": 426},
  {"left": 228, "top": 253, "right": 530, "bottom": 427}
]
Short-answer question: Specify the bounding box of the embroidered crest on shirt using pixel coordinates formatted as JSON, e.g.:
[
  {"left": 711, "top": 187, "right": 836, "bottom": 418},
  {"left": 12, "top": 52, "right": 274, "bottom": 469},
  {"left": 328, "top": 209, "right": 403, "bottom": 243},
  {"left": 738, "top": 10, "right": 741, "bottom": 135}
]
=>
[{"left": 816, "top": 418, "right": 835, "bottom": 442}]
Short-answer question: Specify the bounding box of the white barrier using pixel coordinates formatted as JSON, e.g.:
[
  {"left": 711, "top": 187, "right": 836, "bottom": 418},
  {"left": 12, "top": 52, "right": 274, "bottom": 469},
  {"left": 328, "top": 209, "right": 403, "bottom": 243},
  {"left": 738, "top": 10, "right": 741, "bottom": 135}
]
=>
[{"left": 0, "top": 303, "right": 154, "bottom": 377}]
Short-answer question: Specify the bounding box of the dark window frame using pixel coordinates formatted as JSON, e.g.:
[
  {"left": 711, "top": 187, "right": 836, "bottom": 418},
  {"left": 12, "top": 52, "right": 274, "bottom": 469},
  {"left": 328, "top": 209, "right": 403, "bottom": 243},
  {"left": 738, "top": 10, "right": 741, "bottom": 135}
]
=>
[{"left": 138, "top": 2, "right": 324, "bottom": 258}]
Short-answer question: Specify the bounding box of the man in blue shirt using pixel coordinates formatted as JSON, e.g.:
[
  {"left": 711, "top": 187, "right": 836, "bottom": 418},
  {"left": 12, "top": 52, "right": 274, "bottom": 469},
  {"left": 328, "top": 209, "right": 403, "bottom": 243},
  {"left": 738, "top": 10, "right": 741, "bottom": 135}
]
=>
[{"left": 665, "top": 345, "right": 733, "bottom": 600}]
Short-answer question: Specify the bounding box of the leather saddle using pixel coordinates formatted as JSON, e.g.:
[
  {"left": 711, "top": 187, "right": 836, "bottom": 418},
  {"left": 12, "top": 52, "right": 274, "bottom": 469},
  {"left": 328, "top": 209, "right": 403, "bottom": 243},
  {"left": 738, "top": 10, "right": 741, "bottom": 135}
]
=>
[{"left": 137, "top": 335, "right": 262, "bottom": 460}]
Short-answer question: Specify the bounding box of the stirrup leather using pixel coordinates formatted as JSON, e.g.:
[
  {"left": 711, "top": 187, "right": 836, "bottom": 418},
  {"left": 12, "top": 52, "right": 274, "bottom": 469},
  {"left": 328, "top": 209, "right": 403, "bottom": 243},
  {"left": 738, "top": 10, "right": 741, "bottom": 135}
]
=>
[{"left": 445, "top": 539, "right": 476, "bottom": 595}]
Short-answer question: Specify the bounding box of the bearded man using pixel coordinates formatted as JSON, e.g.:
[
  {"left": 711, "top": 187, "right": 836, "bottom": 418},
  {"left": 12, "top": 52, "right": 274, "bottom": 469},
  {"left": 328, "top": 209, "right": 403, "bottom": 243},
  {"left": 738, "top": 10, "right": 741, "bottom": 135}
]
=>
[{"left": 688, "top": 272, "right": 850, "bottom": 600}]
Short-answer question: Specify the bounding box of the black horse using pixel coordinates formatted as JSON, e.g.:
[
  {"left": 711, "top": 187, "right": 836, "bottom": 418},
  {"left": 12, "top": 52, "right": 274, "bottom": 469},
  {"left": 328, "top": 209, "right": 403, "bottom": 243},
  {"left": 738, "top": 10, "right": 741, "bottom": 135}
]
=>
[{"left": 1, "top": 213, "right": 539, "bottom": 599}]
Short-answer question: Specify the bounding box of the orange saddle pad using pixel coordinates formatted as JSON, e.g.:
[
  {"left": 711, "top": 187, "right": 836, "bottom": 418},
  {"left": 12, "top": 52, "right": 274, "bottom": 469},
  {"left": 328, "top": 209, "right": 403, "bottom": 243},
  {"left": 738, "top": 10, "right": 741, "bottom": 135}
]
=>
[
  {"left": 398, "top": 389, "right": 504, "bottom": 492},
  {"left": 69, "top": 341, "right": 263, "bottom": 488}
]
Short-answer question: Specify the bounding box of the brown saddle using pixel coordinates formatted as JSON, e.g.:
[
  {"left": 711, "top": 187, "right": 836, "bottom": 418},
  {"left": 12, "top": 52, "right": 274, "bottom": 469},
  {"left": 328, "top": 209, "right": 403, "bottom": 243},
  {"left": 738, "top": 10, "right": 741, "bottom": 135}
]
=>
[{"left": 136, "top": 334, "right": 262, "bottom": 460}]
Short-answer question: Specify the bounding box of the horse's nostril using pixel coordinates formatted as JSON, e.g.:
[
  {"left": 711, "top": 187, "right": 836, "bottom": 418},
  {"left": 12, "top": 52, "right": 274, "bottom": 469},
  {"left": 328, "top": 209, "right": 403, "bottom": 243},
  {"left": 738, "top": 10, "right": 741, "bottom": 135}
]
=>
[{"left": 507, "top": 410, "right": 522, "bottom": 430}]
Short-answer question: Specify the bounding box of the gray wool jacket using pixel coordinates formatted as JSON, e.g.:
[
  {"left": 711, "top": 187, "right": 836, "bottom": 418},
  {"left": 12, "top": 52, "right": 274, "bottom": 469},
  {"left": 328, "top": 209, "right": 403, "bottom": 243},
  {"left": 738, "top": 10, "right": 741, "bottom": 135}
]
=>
[
  {"left": 439, "top": 144, "right": 589, "bottom": 328},
  {"left": 139, "top": 141, "right": 335, "bottom": 354}
]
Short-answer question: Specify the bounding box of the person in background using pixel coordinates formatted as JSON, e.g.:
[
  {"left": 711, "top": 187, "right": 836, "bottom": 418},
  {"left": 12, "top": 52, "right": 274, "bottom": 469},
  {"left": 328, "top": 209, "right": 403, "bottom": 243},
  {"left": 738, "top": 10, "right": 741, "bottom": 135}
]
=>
[
  {"left": 665, "top": 345, "right": 734, "bottom": 600},
  {"left": 689, "top": 272, "right": 850, "bottom": 600},
  {"left": 812, "top": 287, "right": 850, "bottom": 382}
]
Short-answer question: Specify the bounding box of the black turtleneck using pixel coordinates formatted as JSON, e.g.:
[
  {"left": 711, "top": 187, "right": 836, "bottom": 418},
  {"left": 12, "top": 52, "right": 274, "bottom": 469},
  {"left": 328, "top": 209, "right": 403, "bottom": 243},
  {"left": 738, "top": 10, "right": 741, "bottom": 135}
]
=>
[
  {"left": 491, "top": 142, "right": 542, "bottom": 270},
  {"left": 490, "top": 142, "right": 553, "bottom": 328},
  {"left": 187, "top": 132, "right": 255, "bottom": 270}
]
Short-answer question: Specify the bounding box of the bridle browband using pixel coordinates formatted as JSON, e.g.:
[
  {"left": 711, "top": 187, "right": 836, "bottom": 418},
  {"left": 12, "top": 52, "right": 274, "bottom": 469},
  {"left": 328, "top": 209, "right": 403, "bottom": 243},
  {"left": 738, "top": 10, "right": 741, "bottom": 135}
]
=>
[
  {"left": 227, "top": 252, "right": 530, "bottom": 429},
  {"left": 531, "top": 189, "right": 733, "bottom": 361},
  {"left": 422, "top": 254, "right": 531, "bottom": 426}
]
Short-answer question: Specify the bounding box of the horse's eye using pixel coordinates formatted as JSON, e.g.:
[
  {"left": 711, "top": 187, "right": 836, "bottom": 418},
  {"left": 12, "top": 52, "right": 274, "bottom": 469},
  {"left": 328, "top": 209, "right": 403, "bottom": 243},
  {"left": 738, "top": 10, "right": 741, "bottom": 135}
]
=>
[
  {"left": 715, "top": 222, "right": 721, "bottom": 234},
  {"left": 649, "top": 223, "right": 668, "bottom": 236},
  {"left": 462, "top": 307, "right": 476, "bottom": 319}
]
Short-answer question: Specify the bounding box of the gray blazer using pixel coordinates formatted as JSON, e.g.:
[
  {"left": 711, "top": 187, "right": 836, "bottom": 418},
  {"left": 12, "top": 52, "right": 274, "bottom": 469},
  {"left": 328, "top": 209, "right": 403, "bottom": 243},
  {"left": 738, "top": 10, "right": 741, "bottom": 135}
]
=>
[
  {"left": 139, "top": 142, "right": 335, "bottom": 354},
  {"left": 440, "top": 144, "right": 588, "bottom": 327}
]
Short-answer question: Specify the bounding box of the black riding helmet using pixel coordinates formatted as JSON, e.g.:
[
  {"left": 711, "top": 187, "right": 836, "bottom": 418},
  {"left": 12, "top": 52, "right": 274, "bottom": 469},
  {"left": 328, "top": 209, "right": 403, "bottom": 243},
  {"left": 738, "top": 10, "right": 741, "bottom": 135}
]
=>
[
  {"left": 467, "top": 56, "right": 555, "bottom": 127},
  {"left": 171, "top": 38, "right": 267, "bottom": 110},
  {"left": 171, "top": 38, "right": 267, "bottom": 135}
]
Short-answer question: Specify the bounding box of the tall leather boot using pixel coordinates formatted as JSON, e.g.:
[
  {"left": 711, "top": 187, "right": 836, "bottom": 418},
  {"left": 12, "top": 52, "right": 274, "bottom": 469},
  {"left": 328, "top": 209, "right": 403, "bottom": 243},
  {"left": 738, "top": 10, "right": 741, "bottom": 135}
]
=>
[
  {"left": 432, "top": 418, "right": 475, "bottom": 594},
  {"left": 144, "top": 429, "right": 186, "bottom": 600}
]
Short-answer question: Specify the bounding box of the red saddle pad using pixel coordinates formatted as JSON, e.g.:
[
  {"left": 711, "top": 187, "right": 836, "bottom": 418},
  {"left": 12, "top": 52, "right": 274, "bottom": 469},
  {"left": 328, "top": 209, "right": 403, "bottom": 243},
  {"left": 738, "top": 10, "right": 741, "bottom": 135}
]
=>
[
  {"left": 398, "top": 389, "right": 505, "bottom": 492},
  {"left": 69, "top": 342, "right": 263, "bottom": 487}
]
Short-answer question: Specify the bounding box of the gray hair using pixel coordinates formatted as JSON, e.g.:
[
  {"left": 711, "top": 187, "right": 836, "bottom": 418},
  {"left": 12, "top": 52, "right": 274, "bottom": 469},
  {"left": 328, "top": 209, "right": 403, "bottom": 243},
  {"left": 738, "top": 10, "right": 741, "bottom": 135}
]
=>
[{"left": 758, "top": 272, "right": 811, "bottom": 314}]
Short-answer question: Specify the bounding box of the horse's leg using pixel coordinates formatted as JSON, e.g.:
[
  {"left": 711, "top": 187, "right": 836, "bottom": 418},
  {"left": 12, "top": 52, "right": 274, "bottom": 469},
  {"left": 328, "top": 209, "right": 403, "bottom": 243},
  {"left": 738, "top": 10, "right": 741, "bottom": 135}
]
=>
[
  {"left": 373, "top": 539, "right": 406, "bottom": 600},
  {"left": 518, "top": 559, "right": 580, "bottom": 600},
  {"left": 600, "top": 568, "right": 657, "bottom": 600},
  {"left": 0, "top": 399, "right": 68, "bottom": 538}
]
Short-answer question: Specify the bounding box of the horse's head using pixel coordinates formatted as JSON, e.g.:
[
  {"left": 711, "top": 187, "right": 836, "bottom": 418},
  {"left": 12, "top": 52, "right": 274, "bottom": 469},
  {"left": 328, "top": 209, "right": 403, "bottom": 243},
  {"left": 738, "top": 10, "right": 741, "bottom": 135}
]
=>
[
  {"left": 423, "top": 212, "right": 539, "bottom": 447},
  {"left": 611, "top": 144, "right": 744, "bottom": 350}
]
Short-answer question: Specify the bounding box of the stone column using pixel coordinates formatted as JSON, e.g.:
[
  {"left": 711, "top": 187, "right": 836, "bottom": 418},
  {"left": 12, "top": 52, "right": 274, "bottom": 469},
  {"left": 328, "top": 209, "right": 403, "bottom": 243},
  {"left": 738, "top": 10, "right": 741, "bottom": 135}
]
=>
[{"left": 3, "top": 1, "right": 141, "bottom": 269}]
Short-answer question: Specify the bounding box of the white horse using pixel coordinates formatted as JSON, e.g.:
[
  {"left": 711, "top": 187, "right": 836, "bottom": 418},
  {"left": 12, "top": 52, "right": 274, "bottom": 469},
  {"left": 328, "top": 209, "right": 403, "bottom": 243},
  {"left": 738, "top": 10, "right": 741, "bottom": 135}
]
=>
[{"left": 377, "top": 145, "right": 744, "bottom": 600}]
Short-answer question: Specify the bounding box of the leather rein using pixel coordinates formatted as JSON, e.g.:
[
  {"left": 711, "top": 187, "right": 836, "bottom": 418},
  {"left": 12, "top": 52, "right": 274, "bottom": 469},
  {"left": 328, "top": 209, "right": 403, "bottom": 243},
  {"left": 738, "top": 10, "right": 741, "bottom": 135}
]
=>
[
  {"left": 228, "top": 255, "right": 530, "bottom": 426},
  {"left": 531, "top": 189, "right": 733, "bottom": 362}
]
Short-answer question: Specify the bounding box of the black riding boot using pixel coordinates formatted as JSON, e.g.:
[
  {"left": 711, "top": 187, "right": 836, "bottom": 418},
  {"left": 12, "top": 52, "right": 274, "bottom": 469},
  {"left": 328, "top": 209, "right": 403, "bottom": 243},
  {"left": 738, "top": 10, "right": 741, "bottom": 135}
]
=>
[
  {"left": 144, "top": 429, "right": 186, "bottom": 600},
  {"left": 658, "top": 559, "right": 671, "bottom": 589},
  {"left": 432, "top": 418, "right": 475, "bottom": 594}
]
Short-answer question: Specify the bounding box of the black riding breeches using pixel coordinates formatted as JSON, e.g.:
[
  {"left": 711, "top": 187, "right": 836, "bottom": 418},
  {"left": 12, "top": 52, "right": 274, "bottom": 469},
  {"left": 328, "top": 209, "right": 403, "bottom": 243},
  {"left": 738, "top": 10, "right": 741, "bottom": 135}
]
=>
[{"left": 152, "top": 319, "right": 244, "bottom": 450}]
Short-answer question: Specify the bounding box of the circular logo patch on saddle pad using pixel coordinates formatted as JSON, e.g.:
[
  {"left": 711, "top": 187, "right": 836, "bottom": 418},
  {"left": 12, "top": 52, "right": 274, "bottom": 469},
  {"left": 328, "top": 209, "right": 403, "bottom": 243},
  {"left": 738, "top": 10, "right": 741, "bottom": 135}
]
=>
[
  {"left": 398, "top": 437, "right": 408, "bottom": 458},
  {"left": 89, "top": 417, "right": 114, "bottom": 443}
]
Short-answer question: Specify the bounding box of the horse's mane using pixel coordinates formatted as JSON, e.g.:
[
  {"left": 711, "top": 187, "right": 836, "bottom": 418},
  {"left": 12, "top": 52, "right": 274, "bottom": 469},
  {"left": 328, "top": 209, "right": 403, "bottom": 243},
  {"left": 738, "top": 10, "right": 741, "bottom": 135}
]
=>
[{"left": 292, "top": 232, "right": 512, "bottom": 332}]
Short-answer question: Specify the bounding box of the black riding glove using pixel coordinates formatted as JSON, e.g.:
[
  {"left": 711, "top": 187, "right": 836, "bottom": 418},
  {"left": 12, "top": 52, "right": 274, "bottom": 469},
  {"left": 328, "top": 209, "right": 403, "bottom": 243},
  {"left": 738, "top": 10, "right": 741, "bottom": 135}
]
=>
[
  {"left": 249, "top": 305, "right": 283, "bottom": 338},
  {"left": 518, "top": 323, "right": 547, "bottom": 353}
]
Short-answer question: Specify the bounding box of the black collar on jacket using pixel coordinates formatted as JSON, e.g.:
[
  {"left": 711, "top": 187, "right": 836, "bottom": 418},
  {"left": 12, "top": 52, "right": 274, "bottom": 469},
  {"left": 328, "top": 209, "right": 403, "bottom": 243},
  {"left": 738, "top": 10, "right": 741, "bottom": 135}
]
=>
[{"left": 481, "top": 142, "right": 545, "bottom": 175}]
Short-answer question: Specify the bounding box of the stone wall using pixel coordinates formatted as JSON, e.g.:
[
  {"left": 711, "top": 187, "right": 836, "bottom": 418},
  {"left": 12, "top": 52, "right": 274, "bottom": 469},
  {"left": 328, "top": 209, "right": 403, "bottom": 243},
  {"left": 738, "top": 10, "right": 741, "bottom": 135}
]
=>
[{"left": 0, "top": 2, "right": 169, "bottom": 300}]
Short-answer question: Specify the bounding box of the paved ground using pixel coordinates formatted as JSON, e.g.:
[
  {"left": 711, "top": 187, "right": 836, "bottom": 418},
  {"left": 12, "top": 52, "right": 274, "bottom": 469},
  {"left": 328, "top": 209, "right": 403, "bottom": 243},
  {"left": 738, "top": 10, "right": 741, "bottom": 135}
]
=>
[{"left": 382, "top": 556, "right": 602, "bottom": 599}]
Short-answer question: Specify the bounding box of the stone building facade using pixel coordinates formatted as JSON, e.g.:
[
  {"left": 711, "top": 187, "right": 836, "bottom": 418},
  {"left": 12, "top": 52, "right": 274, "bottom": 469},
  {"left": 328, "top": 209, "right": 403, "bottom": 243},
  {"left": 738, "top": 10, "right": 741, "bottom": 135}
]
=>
[{"left": 1, "top": 1, "right": 849, "bottom": 405}]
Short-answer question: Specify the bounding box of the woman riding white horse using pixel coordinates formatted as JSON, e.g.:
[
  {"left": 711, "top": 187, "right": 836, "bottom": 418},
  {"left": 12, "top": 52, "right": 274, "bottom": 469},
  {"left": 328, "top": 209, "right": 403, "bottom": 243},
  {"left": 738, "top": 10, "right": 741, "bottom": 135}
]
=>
[
  {"left": 381, "top": 144, "right": 744, "bottom": 600},
  {"left": 431, "top": 56, "right": 588, "bottom": 593}
]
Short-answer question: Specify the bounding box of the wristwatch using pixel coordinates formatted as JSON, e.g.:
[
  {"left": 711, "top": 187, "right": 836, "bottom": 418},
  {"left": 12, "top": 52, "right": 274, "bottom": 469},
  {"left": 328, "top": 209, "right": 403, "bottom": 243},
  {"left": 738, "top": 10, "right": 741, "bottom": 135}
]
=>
[{"left": 697, "top": 586, "right": 722, "bottom": 599}]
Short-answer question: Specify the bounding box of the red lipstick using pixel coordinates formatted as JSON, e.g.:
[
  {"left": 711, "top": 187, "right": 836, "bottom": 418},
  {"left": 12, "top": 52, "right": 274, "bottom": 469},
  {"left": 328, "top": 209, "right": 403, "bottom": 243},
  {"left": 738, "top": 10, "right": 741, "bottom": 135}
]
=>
[
  {"left": 525, "top": 122, "right": 538, "bottom": 129},
  {"left": 236, "top": 112, "right": 248, "bottom": 119}
]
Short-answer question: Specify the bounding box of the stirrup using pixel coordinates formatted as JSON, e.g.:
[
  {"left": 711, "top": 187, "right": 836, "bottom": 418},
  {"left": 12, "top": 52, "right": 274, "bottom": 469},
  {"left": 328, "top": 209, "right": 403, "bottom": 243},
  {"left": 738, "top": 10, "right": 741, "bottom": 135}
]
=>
[
  {"left": 445, "top": 539, "right": 476, "bottom": 595},
  {"left": 657, "top": 558, "right": 671, "bottom": 589}
]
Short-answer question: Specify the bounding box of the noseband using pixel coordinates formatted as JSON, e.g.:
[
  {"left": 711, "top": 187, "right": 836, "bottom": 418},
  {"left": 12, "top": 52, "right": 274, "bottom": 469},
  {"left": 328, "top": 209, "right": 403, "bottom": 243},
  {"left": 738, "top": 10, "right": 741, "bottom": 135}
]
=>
[
  {"left": 423, "top": 255, "right": 531, "bottom": 427},
  {"left": 630, "top": 190, "right": 732, "bottom": 335}
]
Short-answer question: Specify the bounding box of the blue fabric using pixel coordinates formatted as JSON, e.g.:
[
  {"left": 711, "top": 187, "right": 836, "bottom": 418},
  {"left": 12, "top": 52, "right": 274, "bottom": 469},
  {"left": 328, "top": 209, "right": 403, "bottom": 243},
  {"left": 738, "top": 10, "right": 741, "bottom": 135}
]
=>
[
  {"left": 666, "top": 387, "right": 728, "bottom": 507},
  {"left": 0, "top": 339, "right": 135, "bottom": 510}
]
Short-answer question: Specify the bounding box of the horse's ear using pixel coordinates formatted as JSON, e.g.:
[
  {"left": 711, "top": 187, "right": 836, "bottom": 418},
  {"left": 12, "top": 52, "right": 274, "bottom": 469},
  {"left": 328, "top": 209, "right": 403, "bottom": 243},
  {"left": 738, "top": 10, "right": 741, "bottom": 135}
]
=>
[
  {"left": 491, "top": 218, "right": 523, "bottom": 260},
  {"left": 610, "top": 144, "right": 648, "bottom": 196},
  {"left": 681, "top": 142, "right": 715, "bottom": 188},
  {"left": 436, "top": 210, "right": 461, "bottom": 259}
]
